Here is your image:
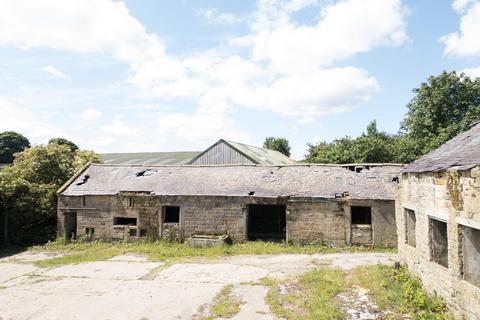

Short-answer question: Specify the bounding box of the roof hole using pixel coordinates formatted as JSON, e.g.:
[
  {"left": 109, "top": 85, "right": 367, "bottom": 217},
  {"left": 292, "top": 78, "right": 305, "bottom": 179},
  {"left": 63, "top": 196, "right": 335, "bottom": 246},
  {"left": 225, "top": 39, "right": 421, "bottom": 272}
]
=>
[
  {"left": 76, "top": 174, "right": 90, "bottom": 186},
  {"left": 136, "top": 169, "right": 157, "bottom": 177},
  {"left": 248, "top": 191, "right": 255, "bottom": 196}
]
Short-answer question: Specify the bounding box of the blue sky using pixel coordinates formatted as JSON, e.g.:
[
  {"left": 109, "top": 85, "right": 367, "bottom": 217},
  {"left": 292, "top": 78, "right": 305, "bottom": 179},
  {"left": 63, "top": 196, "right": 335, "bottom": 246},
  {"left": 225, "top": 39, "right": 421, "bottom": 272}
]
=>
[{"left": 1, "top": 0, "right": 480, "bottom": 159}]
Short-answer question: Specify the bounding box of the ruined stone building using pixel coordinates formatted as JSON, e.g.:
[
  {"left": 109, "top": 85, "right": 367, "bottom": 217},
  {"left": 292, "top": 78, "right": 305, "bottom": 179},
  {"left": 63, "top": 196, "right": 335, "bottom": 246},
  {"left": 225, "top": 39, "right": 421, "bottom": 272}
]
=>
[
  {"left": 396, "top": 122, "right": 480, "bottom": 319},
  {"left": 58, "top": 164, "right": 401, "bottom": 247},
  {"left": 99, "top": 139, "right": 295, "bottom": 166}
]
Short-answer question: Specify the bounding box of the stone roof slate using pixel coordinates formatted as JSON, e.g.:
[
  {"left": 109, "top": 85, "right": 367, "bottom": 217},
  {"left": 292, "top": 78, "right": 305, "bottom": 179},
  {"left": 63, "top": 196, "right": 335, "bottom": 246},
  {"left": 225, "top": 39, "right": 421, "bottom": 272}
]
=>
[
  {"left": 403, "top": 122, "right": 480, "bottom": 173},
  {"left": 60, "top": 164, "right": 402, "bottom": 200}
]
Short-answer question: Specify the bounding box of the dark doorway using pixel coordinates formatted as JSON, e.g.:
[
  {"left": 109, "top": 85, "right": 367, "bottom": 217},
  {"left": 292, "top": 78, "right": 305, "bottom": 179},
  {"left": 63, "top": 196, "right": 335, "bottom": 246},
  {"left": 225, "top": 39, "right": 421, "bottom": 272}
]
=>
[
  {"left": 248, "top": 204, "right": 286, "bottom": 241},
  {"left": 351, "top": 206, "right": 372, "bottom": 225},
  {"left": 64, "top": 211, "right": 77, "bottom": 240},
  {"left": 163, "top": 206, "right": 180, "bottom": 223}
]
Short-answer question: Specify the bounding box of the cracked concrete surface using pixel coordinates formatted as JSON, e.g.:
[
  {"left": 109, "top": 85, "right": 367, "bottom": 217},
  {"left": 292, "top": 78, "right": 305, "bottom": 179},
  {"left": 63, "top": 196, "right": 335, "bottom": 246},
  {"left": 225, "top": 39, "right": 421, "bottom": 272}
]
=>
[{"left": 0, "top": 251, "right": 395, "bottom": 320}]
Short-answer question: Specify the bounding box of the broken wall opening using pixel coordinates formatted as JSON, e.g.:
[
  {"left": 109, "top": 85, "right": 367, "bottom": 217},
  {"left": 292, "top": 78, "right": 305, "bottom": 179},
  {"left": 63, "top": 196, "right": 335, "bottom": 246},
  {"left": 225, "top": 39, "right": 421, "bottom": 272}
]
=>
[
  {"left": 461, "top": 225, "right": 480, "bottom": 287},
  {"left": 163, "top": 206, "right": 180, "bottom": 223},
  {"left": 405, "top": 208, "right": 416, "bottom": 247},
  {"left": 350, "top": 206, "right": 372, "bottom": 246},
  {"left": 113, "top": 217, "right": 137, "bottom": 226},
  {"left": 64, "top": 211, "right": 77, "bottom": 240},
  {"left": 351, "top": 206, "right": 371, "bottom": 225},
  {"left": 248, "top": 204, "right": 286, "bottom": 241},
  {"left": 430, "top": 218, "right": 448, "bottom": 268}
]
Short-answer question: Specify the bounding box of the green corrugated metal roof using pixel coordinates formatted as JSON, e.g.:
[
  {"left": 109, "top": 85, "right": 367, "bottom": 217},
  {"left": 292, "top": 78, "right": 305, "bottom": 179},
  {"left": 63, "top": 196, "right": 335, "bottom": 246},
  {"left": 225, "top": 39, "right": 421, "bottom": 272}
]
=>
[
  {"left": 222, "top": 140, "right": 296, "bottom": 165},
  {"left": 100, "top": 152, "right": 200, "bottom": 166}
]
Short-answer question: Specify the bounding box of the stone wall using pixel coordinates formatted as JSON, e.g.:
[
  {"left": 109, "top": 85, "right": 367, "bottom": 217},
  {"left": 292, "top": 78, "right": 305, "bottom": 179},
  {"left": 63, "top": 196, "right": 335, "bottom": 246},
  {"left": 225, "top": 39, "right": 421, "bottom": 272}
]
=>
[
  {"left": 58, "top": 193, "right": 158, "bottom": 240},
  {"left": 160, "top": 195, "right": 248, "bottom": 242},
  {"left": 58, "top": 194, "right": 396, "bottom": 247},
  {"left": 396, "top": 167, "right": 480, "bottom": 319},
  {"left": 287, "top": 200, "right": 346, "bottom": 245}
]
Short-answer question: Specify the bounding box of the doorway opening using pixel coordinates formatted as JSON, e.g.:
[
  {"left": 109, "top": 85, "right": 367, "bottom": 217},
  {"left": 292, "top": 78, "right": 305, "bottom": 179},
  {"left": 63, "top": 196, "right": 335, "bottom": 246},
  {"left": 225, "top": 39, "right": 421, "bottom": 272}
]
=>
[
  {"left": 64, "top": 211, "right": 77, "bottom": 240},
  {"left": 248, "top": 204, "right": 286, "bottom": 241}
]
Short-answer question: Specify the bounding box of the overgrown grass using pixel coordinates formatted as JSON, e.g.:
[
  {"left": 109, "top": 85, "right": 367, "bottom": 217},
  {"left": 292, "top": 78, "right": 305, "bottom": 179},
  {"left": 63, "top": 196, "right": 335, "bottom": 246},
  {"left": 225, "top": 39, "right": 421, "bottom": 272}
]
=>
[
  {"left": 195, "top": 284, "right": 244, "bottom": 320},
  {"left": 352, "top": 265, "right": 450, "bottom": 319},
  {"left": 209, "top": 285, "right": 244, "bottom": 318},
  {"left": 30, "top": 238, "right": 395, "bottom": 268},
  {"left": 265, "top": 268, "right": 346, "bottom": 320}
]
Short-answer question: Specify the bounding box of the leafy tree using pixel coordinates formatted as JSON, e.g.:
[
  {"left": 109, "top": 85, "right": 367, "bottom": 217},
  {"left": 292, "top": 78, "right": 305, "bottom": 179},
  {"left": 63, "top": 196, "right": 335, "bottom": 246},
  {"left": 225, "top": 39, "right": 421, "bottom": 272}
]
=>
[
  {"left": 0, "top": 131, "right": 30, "bottom": 163},
  {"left": 0, "top": 144, "right": 100, "bottom": 244},
  {"left": 401, "top": 71, "right": 480, "bottom": 155},
  {"left": 305, "top": 71, "right": 480, "bottom": 164},
  {"left": 263, "top": 137, "right": 291, "bottom": 157},
  {"left": 48, "top": 137, "right": 79, "bottom": 152},
  {"left": 305, "top": 121, "right": 406, "bottom": 164}
]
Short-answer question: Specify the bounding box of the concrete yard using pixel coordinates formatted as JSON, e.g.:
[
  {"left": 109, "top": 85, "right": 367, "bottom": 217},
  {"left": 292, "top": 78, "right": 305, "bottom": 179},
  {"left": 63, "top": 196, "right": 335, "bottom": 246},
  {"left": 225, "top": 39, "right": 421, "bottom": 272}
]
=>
[{"left": 0, "top": 251, "right": 395, "bottom": 320}]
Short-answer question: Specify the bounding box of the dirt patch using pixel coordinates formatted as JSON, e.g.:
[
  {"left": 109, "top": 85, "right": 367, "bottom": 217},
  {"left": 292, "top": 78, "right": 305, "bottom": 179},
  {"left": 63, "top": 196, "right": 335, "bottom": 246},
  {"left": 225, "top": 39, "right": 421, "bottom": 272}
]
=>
[{"left": 336, "top": 286, "right": 384, "bottom": 319}]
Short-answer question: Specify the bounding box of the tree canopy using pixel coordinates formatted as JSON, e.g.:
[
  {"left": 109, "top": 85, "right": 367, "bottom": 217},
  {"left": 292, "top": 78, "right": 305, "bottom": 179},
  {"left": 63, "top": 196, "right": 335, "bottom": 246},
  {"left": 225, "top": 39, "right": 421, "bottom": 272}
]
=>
[
  {"left": 305, "top": 121, "right": 408, "bottom": 164},
  {"left": 305, "top": 71, "right": 480, "bottom": 164},
  {"left": 0, "top": 131, "right": 30, "bottom": 163},
  {"left": 401, "top": 71, "right": 480, "bottom": 154},
  {"left": 263, "top": 137, "right": 291, "bottom": 157},
  {"left": 48, "top": 137, "right": 79, "bottom": 152},
  {"left": 0, "top": 143, "right": 100, "bottom": 244}
]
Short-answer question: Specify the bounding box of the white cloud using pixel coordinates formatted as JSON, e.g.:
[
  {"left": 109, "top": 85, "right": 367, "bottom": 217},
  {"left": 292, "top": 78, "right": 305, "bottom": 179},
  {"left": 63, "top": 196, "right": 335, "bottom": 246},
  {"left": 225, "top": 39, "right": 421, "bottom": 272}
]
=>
[
  {"left": 232, "top": 66, "right": 380, "bottom": 122},
  {"left": 441, "top": 1, "right": 480, "bottom": 57},
  {"left": 0, "top": 0, "right": 409, "bottom": 151},
  {"left": 42, "top": 65, "right": 68, "bottom": 79},
  {"left": 199, "top": 8, "right": 242, "bottom": 25},
  {"left": 462, "top": 66, "right": 480, "bottom": 78},
  {"left": 0, "top": 98, "right": 60, "bottom": 140},
  {"left": 452, "top": 0, "right": 476, "bottom": 13},
  {"left": 0, "top": 0, "right": 165, "bottom": 62},
  {"left": 441, "top": 1, "right": 480, "bottom": 81},
  {"left": 245, "top": 0, "right": 408, "bottom": 73},
  {"left": 79, "top": 107, "right": 102, "bottom": 121},
  {"left": 132, "top": 0, "right": 405, "bottom": 121}
]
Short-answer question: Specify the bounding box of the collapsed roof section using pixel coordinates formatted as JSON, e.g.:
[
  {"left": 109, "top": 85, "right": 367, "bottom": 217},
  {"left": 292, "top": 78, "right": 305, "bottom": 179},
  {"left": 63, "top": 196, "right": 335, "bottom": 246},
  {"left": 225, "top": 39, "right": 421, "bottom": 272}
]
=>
[{"left": 60, "top": 163, "right": 403, "bottom": 200}]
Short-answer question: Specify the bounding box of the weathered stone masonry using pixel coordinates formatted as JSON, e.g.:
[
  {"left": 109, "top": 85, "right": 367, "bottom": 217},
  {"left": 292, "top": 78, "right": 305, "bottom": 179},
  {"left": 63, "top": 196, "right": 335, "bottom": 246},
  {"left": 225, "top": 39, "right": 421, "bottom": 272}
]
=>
[
  {"left": 397, "top": 169, "right": 480, "bottom": 319},
  {"left": 58, "top": 193, "right": 397, "bottom": 246},
  {"left": 396, "top": 122, "right": 480, "bottom": 319}
]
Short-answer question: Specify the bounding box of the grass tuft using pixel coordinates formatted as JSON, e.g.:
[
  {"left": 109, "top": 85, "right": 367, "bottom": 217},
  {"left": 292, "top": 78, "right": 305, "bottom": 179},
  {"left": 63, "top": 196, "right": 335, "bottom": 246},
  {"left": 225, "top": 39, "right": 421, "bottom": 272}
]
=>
[
  {"left": 352, "top": 265, "right": 450, "bottom": 319},
  {"left": 195, "top": 284, "right": 244, "bottom": 320},
  {"left": 265, "top": 268, "right": 346, "bottom": 320}
]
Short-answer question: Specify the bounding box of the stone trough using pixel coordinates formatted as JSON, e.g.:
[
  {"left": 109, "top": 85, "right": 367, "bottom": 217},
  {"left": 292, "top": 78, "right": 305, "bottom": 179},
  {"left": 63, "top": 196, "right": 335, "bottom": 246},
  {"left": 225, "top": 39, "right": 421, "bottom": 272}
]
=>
[{"left": 186, "top": 235, "right": 230, "bottom": 248}]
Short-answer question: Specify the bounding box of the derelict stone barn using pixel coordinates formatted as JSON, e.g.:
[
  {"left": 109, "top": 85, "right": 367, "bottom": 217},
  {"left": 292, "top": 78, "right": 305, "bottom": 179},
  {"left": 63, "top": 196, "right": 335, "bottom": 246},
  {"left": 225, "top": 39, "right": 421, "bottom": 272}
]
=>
[
  {"left": 58, "top": 163, "right": 401, "bottom": 247},
  {"left": 396, "top": 122, "right": 480, "bottom": 319}
]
